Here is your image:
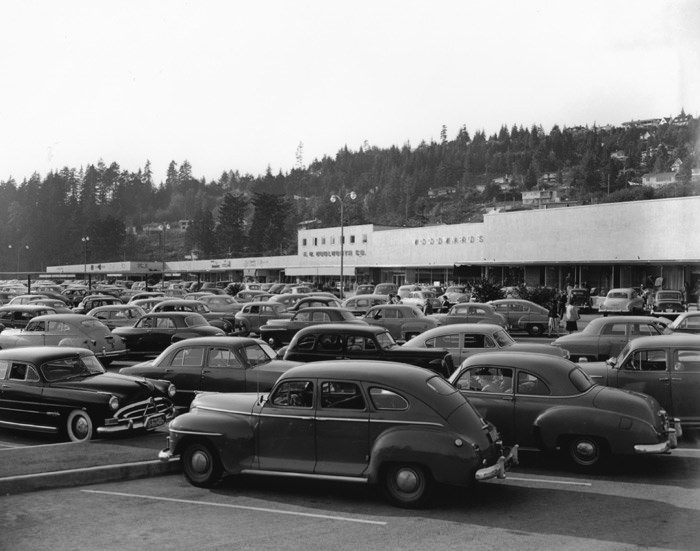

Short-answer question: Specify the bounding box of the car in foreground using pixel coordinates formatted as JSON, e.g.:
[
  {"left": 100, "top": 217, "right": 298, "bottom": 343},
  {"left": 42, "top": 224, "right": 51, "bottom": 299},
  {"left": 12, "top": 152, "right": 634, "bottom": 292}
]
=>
[
  {"left": 363, "top": 304, "right": 439, "bottom": 340},
  {"left": 119, "top": 336, "right": 301, "bottom": 409},
  {"left": 651, "top": 290, "right": 685, "bottom": 319},
  {"left": 430, "top": 302, "right": 507, "bottom": 329},
  {"left": 599, "top": 288, "right": 645, "bottom": 315},
  {"left": 0, "top": 346, "right": 175, "bottom": 441},
  {"left": 488, "top": 299, "right": 551, "bottom": 336},
  {"left": 580, "top": 334, "right": 700, "bottom": 428},
  {"left": 449, "top": 352, "right": 679, "bottom": 468},
  {"left": 0, "top": 313, "right": 127, "bottom": 363},
  {"left": 404, "top": 323, "right": 569, "bottom": 364},
  {"left": 159, "top": 361, "right": 517, "bottom": 507},
  {"left": 112, "top": 312, "right": 226, "bottom": 357},
  {"left": 664, "top": 311, "right": 700, "bottom": 334},
  {"left": 282, "top": 324, "right": 454, "bottom": 377},
  {"left": 552, "top": 315, "right": 666, "bottom": 362},
  {"left": 260, "top": 307, "right": 366, "bottom": 347},
  {"left": 86, "top": 304, "right": 147, "bottom": 330}
]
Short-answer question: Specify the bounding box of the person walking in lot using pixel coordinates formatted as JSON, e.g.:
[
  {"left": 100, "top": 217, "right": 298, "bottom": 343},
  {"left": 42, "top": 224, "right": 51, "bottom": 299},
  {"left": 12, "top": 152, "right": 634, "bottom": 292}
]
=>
[
  {"left": 564, "top": 300, "right": 580, "bottom": 334},
  {"left": 547, "top": 301, "right": 559, "bottom": 337}
]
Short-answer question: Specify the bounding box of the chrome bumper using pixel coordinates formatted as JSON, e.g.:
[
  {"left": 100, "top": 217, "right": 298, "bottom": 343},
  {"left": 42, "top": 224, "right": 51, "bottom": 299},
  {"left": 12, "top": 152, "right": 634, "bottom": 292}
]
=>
[
  {"left": 158, "top": 447, "right": 174, "bottom": 462},
  {"left": 475, "top": 445, "right": 519, "bottom": 481},
  {"left": 634, "top": 421, "right": 681, "bottom": 454},
  {"left": 96, "top": 409, "right": 174, "bottom": 435}
]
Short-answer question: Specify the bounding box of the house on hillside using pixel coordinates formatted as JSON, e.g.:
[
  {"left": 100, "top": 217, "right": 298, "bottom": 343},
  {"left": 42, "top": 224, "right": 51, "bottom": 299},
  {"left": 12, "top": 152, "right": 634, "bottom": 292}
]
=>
[
  {"left": 642, "top": 172, "right": 676, "bottom": 188},
  {"left": 522, "top": 189, "right": 560, "bottom": 207},
  {"left": 427, "top": 186, "right": 456, "bottom": 198}
]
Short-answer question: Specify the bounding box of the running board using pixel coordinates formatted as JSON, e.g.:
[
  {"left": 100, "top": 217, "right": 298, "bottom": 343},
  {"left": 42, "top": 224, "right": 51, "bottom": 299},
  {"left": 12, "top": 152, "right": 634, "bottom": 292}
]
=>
[{"left": 240, "top": 469, "right": 368, "bottom": 484}]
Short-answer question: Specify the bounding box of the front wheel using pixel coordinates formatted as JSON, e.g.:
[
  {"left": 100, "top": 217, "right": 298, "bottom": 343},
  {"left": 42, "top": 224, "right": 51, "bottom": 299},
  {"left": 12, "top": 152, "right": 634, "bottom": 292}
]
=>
[
  {"left": 66, "top": 409, "right": 94, "bottom": 442},
  {"left": 182, "top": 441, "right": 223, "bottom": 487},
  {"left": 382, "top": 463, "right": 432, "bottom": 508},
  {"left": 528, "top": 324, "right": 545, "bottom": 337},
  {"left": 567, "top": 436, "right": 606, "bottom": 469}
]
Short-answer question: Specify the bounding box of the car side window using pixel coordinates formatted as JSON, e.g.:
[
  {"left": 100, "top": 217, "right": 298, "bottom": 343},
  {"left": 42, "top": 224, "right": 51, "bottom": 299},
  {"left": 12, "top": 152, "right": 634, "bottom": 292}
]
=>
[
  {"left": 317, "top": 334, "right": 342, "bottom": 352},
  {"left": 630, "top": 323, "right": 658, "bottom": 336},
  {"left": 312, "top": 312, "right": 330, "bottom": 322},
  {"left": 295, "top": 311, "right": 311, "bottom": 322},
  {"left": 47, "top": 321, "right": 70, "bottom": 332},
  {"left": 625, "top": 350, "right": 666, "bottom": 371},
  {"left": 674, "top": 350, "right": 700, "bottom": 372},
  {"left": 294, "top": 334, "right": 316, "bottom": 351},
  {"left": 241, "top": 344, "right": 270, "bottom": 366},
  {"left": 369, "top": 387, "right": 409, "bottom": 410},
  {"left": 601, "top": 323, "right": 626, "bottom": 336},
  {"left": 463, "top": 334, "right": 486, "bottom": 348},
  {"left": 208, "top": 347, "right": 243, "bottom": 368},
  {"left": 456, "top": 367, "right": 513, "bottom": 393},
  {"left": 156, "top": 317, "right": 176, "bottom": 329},
  {"left": 26, "top": 321, "right": 46, "bottom": 332},
  {"left": 321, "top": 381, "right": 366, "bottom": 409},
  {"left": 270, "top": 380, "right": 314, "bottom": 408},
  {"left": 172, "top": 347, "right": 205, "bottom": 367},
  {"left": 429, "top": 334, "right": 459, "bottom": 348},
  {"left": 517, "top": 372, "right": 550, "bottom": 395},
  {"left": 138, "top": 317, "right": 155, "bottom": 328},
  {"left": 9, "top": 362, "right": 39, "bottom": 382}
]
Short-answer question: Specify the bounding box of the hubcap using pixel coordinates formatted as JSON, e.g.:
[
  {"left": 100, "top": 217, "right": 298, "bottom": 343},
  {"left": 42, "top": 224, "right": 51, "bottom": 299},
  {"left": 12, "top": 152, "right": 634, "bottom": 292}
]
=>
[
  {"left": 191, "top": 450, "right": 211, "bottom": 474},
  {"left": 395, "top": 468, "right": 419, "bottom": 492},
  {"left": 74, "top": 417, "right": 89, "bottom": 439},
  {"left": 575, "top": 441, "right": 596, "bottom": 459}
]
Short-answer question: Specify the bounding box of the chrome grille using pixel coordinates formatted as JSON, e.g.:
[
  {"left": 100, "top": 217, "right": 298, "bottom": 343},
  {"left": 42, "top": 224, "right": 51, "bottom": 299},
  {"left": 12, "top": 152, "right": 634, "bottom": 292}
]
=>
[{"left": 117, "top": 397, "right": 173, "bottom": 420}]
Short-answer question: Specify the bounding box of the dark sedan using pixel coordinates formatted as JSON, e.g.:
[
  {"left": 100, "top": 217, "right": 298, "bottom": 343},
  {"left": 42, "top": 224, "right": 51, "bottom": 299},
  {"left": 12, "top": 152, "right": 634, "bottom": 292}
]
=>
[
  {"left": 0, "top": 346, "right": 175, "bottom": 442},
  {"left": 112, "top": 312, "right": 225, "bottom": 357},
  {"left": 119, "top": 336, "right": 301, "bottom": 409},
  {"left": 260, "top": 307, "right": 367, "bottom": 347}
]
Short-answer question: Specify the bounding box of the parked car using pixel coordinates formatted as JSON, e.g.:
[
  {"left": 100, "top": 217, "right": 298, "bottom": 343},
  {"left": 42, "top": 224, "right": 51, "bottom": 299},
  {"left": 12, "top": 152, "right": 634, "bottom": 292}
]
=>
[
  {"left": 260, "top": 307, "right": 366, "bottom": 347},
  {"left": 151, "top": 299, "right": 235, "bottom": 334},
  {"left": 362, "top": 304, "right": 439, "bottom": 341},
  {"left": 488, "top": 299, "right": 551, "bottom": 336},
  {"left": 341, "top": 294, "right": 389, "bottom": 316},
  {"left": 354, "top": 284, "right": 375, "bottom": 295},
  {"left": 0, "top": 304, "right": 57, "bottom": 330},
  {"left": 430, "top": 302, "right": 507, "bottom": 329},
  {"left": 130, "top": 297, "right": 168, "bottom": 312},
  {"left": 268, "top": 293, "right": 309, "bottom": 309},
  {"left": 404, "top": 323, "right": 569, "bottom": 364},
  {"left": 159, "top": 360, "right": 517, "bottom": 507},
  {"left": 397, "top": 284, "right": 422, "bottom": 299},
  {"left": 580, "top": 334, "right": 700, "bottom": 428},
  {"left": 569, "top": 288, "right": 592, "bottom": 310},
  {"left": 119, "top": 337, "right": 301, "bottom": 409},
  {"left": 287, "top": 295, "right": 342, "bottom": 312},
  {"left": 402, "top": 290, "right": 441, "bottom": 312},
  {"left": 441, "top": 285, "right": 470, "bottom": 304},
  {"left": 373, "top": 283, "right": 398, "bottom": 297},
  {"left": 449, "top": 352, "right": 679, "bottom": 468},
  {"left": 0, "top": 313, "right": 127, "bottom": 363},
  {"left": 283, "top": 324, "right": 454, "bottom": 377},
  {"left": 651, "top": 290, "right": 686, "bottom": 319},
  {"left": 8, "top": 294, "right": 49, "bottom": 305},
  {"left": 61, "top": 287, "right": 90, "bottom": 306},
  {"left": 196, "top": 294, "right": 245, "bottom": 315},
  {"left": 234, "top": 301, "right": 290, "bottom": 337},
  {"left": 86, "top": 304, "right": 147, "bottom": 330},
  {"left": 599, "top": 288, "right": 645, "bottom": 315},
  {"left": 552, "top": 315, "right": 666, "bottom": 362},
  {"left": 72, "top": 294, "right": 124, "bottom": 314},
  {"left": 0, "top": 346, "right": 175, "bottom": 442},
  {"left": 664, "top": 311, "right": 700, "bottom": 334},
  {"left": 32, "top": 299, "right": 73, "bottom": 314},
  {"left": 234, "top": 290, "right": 269, "bottom": 303},
  {"left": 127, "top": 291, "right": 166, "bottom": 303},
  {"left": 112, "top": 312, "right": 226, "bottom": 357}
]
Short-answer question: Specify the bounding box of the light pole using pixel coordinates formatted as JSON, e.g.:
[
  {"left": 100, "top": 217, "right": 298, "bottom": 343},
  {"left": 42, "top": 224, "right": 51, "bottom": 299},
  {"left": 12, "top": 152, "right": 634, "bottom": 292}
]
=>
[
  {"left": 8, "top": 244, "right": 29, "bottom": 273},
  {"left": 330, "top": 191, "right": 356, "bottom": 299},
  {"left": 158, "top": 223, "right": 170, "bottom": 291},
  {"left": 81, "top": 236, "right": 90, "bottom": 288}
]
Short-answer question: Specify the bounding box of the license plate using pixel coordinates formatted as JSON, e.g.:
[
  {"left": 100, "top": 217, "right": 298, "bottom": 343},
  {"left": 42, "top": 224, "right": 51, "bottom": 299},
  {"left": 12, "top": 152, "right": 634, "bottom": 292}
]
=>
[{"left": 146, "top": 414, "right": 165, "bottom": 430}]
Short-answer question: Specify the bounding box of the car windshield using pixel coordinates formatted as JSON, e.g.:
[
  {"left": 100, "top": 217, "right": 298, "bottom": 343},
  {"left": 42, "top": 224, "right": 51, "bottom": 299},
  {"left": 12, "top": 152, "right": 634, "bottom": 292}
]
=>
[
  {"left": 612, "top": 342, "right": 632, "bottom": 365},
  {"left": 41, "top": 355, "right": 106, "bottom": 382},
  {"left": 184, "top": 314, "right": 209, "bottom": 327},
  {"left": 339, "top": 310, "right": 356, "bottom": 321},
  {"left": 376, "top": 331, "right": 397, "bottom": 349},
  {"left": 569, "top": 366, "right": 594, "bottom": 392},
  {"left": 492, "top": 329, "right": 515, "bottom": 346}
]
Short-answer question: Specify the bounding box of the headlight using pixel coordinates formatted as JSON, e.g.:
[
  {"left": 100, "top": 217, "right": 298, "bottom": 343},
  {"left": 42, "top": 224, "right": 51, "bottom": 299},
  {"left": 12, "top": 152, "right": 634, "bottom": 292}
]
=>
[
  {"left": 167, "top": 384, "right": 176, "bottom": 398},
  {"left": 109, "top": 396, "right": 120, "bottom": 411}
]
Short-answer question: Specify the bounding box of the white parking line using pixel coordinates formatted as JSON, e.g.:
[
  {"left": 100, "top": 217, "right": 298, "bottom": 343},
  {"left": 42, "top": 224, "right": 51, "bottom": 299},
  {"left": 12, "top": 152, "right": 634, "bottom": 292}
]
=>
[
  {"left": 0, "top": 441, "right": 72, "bottom": 450},
  {"left": 81, "top": 489, "right": 388, "bottom": 525},
  {"left": 506, "top": 476, "right": 592, "bottom": 487}
]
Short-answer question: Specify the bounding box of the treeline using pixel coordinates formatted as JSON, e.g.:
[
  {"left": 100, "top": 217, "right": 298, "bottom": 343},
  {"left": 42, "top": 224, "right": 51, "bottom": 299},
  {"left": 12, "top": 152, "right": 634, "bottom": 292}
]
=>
[{"left": 0, "top": 115, "right": 698, "bottom": 272}]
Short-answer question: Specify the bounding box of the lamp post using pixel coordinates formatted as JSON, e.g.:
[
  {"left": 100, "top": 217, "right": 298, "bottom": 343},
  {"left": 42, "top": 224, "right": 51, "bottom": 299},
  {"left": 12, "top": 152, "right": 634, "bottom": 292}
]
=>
[
  {"left": 81, "top": 236, "right": 90, "bottom": 289},
  {"left": 158, "top": 223, "right": 170, "bottom": 291},
  {"left": 330, "top": 191, "right": 356, "bottom": 299},
  {"left": 8, "top": 244, "right": 29, "bottom": 273}
]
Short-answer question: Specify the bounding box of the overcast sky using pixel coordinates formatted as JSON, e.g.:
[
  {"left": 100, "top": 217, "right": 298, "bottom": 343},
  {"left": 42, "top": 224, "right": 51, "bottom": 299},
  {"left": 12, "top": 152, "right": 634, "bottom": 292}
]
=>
[{"left": 1, "top": 0, "right": 699, "bottom": 185}]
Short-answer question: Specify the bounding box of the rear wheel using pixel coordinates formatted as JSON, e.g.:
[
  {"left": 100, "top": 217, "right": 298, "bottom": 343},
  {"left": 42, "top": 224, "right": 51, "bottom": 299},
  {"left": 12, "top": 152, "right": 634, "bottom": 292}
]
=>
[
  {"left": 66, "top": 410, "right": 94, "bottom": 442},
  {"left": 182, "top": 441, "right": 222, "bottom": 487},
  {"left": 237, "top": 321, "right": 250, "bottom": 337},
  {"left": 382, "top": 463, "right": 432, "bottom": 508},
  {"left": 528, "top": 324, "right": 545, "bottom": 337},
  {"left": 567, "top": 436, "right": 606, "bottom": 469}
]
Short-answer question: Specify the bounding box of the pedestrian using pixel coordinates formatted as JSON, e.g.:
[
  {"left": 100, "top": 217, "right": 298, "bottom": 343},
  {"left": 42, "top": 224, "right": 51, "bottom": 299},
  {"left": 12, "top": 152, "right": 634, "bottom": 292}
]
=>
[
  {"left": 423, "top": 298, "right": 433, "bottom": 315},
  {"left": 547, "top": 301, "right": 559, "bottom": 337},
  {"left": 564, "top": 300, "right": 580, "bottom": 334},
  {"left": 558, "top": 292, "right": 568, "bottom": 318}
]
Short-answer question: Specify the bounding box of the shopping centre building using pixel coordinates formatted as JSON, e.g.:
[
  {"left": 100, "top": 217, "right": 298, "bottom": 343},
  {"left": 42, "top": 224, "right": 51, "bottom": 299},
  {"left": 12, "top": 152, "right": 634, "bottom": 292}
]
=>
[{"left": 46, "top": 195, "right": 700, "bottom": 299}]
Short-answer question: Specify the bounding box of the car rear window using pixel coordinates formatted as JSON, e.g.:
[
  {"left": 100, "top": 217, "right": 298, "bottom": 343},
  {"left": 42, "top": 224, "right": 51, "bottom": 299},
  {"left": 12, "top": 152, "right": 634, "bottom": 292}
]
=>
[
  {"left": 569, "top": 367, "right": 594, "bottom": 392},
  {"left": 426, "top": 376, "right": 457, "bottom": 396},
  {"left": 184, "top": 314, "right": 208, "bottom": 327},
  {"left": 369, "top": 387, "right": 408, "bottom": 410}
]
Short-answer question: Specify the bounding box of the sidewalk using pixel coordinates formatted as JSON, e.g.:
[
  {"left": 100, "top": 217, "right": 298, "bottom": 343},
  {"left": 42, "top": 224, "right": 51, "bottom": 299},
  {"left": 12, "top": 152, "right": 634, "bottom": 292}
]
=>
[{"left": 0, "top": 432, "right": 180, "bottom": 496}]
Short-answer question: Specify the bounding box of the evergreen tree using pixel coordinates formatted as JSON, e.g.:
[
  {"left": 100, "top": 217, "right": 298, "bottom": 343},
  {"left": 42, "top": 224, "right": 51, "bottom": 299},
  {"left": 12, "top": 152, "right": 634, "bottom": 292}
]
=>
[{"left": 216, "top": 192, "right": 249, "bottom": 257}]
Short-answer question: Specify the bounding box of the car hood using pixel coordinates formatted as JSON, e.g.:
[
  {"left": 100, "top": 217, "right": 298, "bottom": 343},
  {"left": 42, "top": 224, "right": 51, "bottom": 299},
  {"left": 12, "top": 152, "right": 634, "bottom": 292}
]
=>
[
  {"left": 591, "top": 385, "right": 661, "bottom": 426},
  {"left": 51, "top": 372, "right": 166, "bottom": 399},
  {"left": 191, "top": 391, "right": 261, "bottom": 413}
]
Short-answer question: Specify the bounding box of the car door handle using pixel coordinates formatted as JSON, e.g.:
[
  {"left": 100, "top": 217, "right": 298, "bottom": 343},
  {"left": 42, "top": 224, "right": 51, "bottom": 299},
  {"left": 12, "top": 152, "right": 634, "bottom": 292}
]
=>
[
  {"left": 670, "top": 377, "right": 682, "bottom": 381},
  {"left": 658, "top": 377, "right": 670, "bottom": 381}
]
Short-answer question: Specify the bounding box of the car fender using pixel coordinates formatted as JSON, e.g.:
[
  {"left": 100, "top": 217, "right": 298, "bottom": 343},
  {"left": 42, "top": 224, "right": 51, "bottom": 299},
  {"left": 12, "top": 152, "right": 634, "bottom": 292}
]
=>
[
  {"left": 367, "top": 425, "right": 478, "bottom": 487},
  {"left": 58, "top": 336, "right": 91, "bottom": 348},
  {"left": 169, "top": 409, "right": 255, "bottom": 472},
  {"left": 534, "top": 405, "right": 651, "bottom": 454}
]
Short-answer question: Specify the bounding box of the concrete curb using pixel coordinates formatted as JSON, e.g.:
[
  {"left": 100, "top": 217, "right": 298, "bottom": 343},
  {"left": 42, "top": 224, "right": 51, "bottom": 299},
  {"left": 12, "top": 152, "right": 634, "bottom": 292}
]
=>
[{"left": 0, "top": 458, "right": 181, "bottom": 496}]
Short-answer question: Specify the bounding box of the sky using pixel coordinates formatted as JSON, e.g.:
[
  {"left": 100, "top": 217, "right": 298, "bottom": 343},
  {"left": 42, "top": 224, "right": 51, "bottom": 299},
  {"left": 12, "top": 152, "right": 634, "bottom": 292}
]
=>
[{"left": 1, "top": 0, "right": 699, "bottom": 185}]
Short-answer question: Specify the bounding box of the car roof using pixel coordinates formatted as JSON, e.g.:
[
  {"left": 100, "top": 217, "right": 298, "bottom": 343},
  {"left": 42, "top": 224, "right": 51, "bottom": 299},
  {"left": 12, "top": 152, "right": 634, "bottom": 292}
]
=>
[
  {"left": 625, "top": 334, "right": 700, "bottom": 348},
  {"left": 412, "top": 323, "right": 505, "bottom": 337},
  {"left": 29, "top": 313, "right": 96, "bottom": 321},
  {"left": 0, "top": 346, "right": 92, "bottom": 361},
  {"left": 0, "top": 304, "right": 55, "bottom": 312},
  {"left": 163, "top": 336, "right": 266, "bottom": 347},
  {"left": 458, "top": 351, "right": 574, "bottom": 371},
  {"left": 295, "top": 323, "right": 388, "bottom": 336}
]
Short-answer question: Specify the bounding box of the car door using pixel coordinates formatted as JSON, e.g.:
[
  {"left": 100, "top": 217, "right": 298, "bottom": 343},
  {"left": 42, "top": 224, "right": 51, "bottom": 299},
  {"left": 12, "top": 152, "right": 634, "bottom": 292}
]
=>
[
  {"left": 199, "top": 346, "right": 247, "bottom": 393},
  {"left": 453, "top": 366, "right": 516, "bottom": 444},
  {"left": 512, "top": 370, "right": 553, "bottom": 447},
  {"left": 669, "top": 349, "right": 700, "bottom": 424},
  {"left": 597, "top": 321, "right": 630, "bottom": 359},
  {"left": 0, "top": 361, "right": 44, "bottom": 426},
  {"left": 257, "top": 378, "right": 316, "bottom": 472},
  {"left": 155, "top": 345, "right": 207, "bottom": 406},
  {"left": 15, "top": 320, "right": 48, "bottom": 346},
  {"left": 614, "top": 348, "right": 672, "bottom": 413},
  {"left": 423, "top": 332, "right": 461, "bottom": 363},
  {"left": 315, "top": 380, "right": 369, "bottom": 476},
  {"left": 152, "top": 316, "right": 178, "bottom": 351}
]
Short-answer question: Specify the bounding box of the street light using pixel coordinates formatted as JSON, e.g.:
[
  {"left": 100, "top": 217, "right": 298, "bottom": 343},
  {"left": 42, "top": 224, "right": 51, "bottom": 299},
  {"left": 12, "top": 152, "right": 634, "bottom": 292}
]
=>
[
  {"left": 81, "top": 236, "right": 90, "bottom": 289},
  {"left": 8, "top": 244, "right": 29, "bottom": 273},
  {"left": 158, "top": 223, "right": 171, "bottom": 291},
  {"left": 330, "top": 191, "right": 357, "bottom": 299}
]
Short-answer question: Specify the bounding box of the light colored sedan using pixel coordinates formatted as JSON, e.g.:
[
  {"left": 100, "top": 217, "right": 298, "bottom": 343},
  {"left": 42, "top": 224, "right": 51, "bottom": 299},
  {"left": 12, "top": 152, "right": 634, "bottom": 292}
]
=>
[
  {"left": 598, "top": 288, "right": 645, "bottom": 315},
  {"left": 404, "top": 323, "right": 569, "bottom": 364}
]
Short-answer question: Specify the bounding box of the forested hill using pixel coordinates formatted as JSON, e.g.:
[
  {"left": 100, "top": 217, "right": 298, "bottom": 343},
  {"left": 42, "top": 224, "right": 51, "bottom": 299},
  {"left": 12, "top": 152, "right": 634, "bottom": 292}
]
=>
[{"left": 0, "top": 114, "right": 698, "bottom": 272}]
